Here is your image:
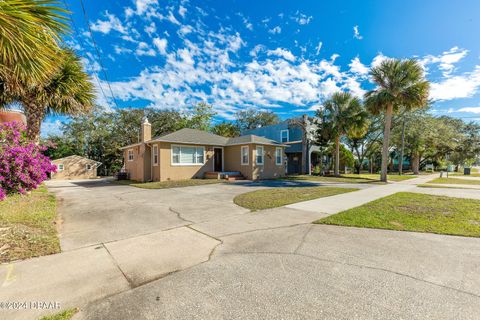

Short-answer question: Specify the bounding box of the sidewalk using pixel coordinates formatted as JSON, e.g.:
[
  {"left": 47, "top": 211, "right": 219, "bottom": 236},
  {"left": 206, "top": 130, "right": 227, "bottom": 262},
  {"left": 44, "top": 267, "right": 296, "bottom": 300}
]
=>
[{"left": 286, "top": 174, "right": 438, "bottom": 214}]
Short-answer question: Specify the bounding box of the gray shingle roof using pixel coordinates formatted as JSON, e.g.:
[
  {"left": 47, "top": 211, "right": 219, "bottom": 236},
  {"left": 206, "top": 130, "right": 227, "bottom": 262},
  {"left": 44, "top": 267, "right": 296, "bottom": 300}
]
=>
[
  {"left": 148, "top": 128, "right": 285, "bottom": 147},
  {"left": 150, "top": 128, "right": 229, "bottom": 145}
]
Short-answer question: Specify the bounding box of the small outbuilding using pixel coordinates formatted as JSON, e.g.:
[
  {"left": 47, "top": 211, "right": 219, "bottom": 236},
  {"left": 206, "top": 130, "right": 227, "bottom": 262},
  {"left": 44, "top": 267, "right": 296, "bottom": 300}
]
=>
[{"left": 51, "top": 155, "right": 102, "bottom": 180}]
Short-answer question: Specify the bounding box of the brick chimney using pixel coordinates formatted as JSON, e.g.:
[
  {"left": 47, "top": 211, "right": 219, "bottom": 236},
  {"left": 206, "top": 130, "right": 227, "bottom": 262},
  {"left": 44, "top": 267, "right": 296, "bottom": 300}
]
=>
[{"left": 141, "top": 117, "right": 151, "bottom": 142}]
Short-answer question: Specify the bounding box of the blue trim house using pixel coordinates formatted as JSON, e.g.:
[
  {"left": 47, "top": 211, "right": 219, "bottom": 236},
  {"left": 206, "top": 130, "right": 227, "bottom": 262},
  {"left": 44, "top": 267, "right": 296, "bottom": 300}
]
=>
[{"left": 242, "top": 116, "right": 322, "bottom": 174}]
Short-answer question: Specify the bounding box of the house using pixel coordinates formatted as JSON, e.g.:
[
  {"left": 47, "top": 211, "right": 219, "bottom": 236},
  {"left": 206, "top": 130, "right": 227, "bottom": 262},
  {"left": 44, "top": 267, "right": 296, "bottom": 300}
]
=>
[
  {"left": 51, "top": 155, "right": 102, "bottom": 180},
  {"left": 120, "top": 119, "right": 287, "bottom": 182},
  {"left": 0, "top": 110, "right": 26, "bottom": 124},
  {"left": 242, "top": 115, "right": 322, "bottom": 175}
]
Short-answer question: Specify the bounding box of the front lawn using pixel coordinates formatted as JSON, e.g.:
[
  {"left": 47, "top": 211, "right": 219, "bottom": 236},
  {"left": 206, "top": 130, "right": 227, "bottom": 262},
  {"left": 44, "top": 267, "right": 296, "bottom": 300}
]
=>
[
  {"left": 450, "top": 173, "right": 480, "bottom": 178},
  {"left": 343, "top": 173, "right": 417, "bottom": 182},
  {"left": 429, "top": 177, "right": 480, "bottom": 185},
  {"left": 0, "top": 185, "right": 60, "bottom": 263},
  {"left": 114, "top": 179, "right": 223, "bottom": 189},
  {"left": 234, "top": 186, "right": 358, "bottom": 211},
  {"left": 315, "top": 192, "right": 480, "bottom": 237}
]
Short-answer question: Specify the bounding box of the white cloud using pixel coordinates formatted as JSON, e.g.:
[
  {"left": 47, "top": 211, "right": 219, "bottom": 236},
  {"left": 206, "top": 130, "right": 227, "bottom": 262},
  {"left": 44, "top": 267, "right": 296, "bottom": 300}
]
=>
[
  {"left": 41, "top": 119, "right": 62, "bottom": 138},
  {"left": 371, "top": 53, "right": 388, "bottom": 68},
  {"left": 268, "top": 26, "right": 281, "bottom": 34},
  {"left": 267, "top": 48, "right": 296, "bottom": 62},
  {"left": 153, "top": 38, "right": 168, "bottom": 55},
  {"left": 349, "top": 57, "right": 369, "bottom": 75},
  {"left": 353, "top": 25, "right": 363, "bottom": 40},
  {"left": 291, "top": 11, "right": 313, "bottom": 25},
  {"left": 114, "top": 46, "right": 133, "bottom": 55},
  {"left": 429, "top": 66, "right": 480, "bottom": 100},
  {"left": 315, "top": 41, "right": 322, "bottom": 55},
  {"left": 457, "top": 107, "right": 480, "bottom": 113},
  {"left": 144, "top": 22, "right": 156, "bottom": 36},
  {"left": 135, "top": 42, "right": 156, "bottom": 57},
  {"left": 178, "top": 5, "right": 187, "bottom": 18},
  {"left": 90, "top": 12, "right": 127, "bottom": 35},
  {"left": 421, "top": 47, "right": 468, "bottom": 77},
  {"left": 126, "top": 0, "right": 159, "bottom": 17}
]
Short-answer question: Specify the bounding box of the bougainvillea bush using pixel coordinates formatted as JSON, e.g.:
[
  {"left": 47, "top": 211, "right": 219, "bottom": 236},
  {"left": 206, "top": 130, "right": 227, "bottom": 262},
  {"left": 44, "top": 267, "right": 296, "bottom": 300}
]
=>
[{"left": 0, "top": 121, "right": 56, "bottom": 201}]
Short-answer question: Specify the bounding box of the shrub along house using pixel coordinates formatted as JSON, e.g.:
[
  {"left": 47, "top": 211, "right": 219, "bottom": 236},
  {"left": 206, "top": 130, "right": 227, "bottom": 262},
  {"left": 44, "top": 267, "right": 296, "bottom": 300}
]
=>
[{"left": 120, "top": 119, "right": 287, "bottom": 182}]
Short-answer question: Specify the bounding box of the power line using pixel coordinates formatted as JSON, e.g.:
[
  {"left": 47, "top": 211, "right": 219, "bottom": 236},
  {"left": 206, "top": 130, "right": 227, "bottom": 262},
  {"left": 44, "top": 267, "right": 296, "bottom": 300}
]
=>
[
  {"left": 78, "top": 0, "right": 119, "bottom": 109},
  {"left": 61, "top": 0, "right": 110, "bottom": 108}
]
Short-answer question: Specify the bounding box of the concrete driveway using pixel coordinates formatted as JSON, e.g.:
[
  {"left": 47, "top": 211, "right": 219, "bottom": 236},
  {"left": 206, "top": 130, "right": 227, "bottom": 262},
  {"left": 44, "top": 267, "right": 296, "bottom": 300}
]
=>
[{"left": 3, "top": 178, "right": 479, "bottom": 319}]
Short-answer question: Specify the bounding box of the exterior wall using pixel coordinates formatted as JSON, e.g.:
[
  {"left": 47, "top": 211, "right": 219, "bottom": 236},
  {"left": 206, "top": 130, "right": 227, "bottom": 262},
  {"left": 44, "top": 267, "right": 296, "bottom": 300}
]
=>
[
  {"left": 0, "top": 110, "right": 27, "bottom": 124},
  {"left": 224, "top": 144, "right": 254, "bottom": 179},
  {"left": 51, "top": 157, "right": 98, "bottom": 180},
  {"left": 252, "top": 144, "right": 286, "bottom": 180},
  {"left": 124, "top": 145, "right": 145, "bottom": 181},
  {"left": 242, "top": 120, "right": 303, "bottom": 143},
  {"left": 151, "top": 142, "right": 161, "bottom": 181},
  {"left": 158, "top": 142, "right": 216, "bottom": 181},
  {"left": 224, "top": 144, "right": 285, "bottom": 180}
]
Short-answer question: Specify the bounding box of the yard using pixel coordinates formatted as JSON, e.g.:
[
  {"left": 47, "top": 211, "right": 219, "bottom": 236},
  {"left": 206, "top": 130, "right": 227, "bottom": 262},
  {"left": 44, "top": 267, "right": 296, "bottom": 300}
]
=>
[
  {"left": 429, "top": 177, "right": 480, "bottom": 185},
  {"left": 0, "top": 185, "right": 60, "bottom": 263},
  {"left": 113, "top": 179, "right": 223, "bottom": 189},
  {"left": 234, "top": 186, "right": 358, "bottom": 211},
  {"left": 316, "top": 192, "right": 480, "bottom": 237},
  {"left": 39, "top": 308, "right": 78, "bottom": 320}
]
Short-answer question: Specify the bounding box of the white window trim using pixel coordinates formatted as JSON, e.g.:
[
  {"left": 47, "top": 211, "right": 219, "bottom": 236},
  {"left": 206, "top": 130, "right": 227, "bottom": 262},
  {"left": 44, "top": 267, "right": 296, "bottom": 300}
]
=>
[
  {"left": 241, "top": 146, "right": 249, "bottom": 165},
  {"left": 212, "top": 147, "right": 224, "bottom": 171},
  {"left": 152, "top": 144, "right": 159, "bottom": 166},
  {"left": 275, "top": 147, "right": 283, "bottom": 165},
  {"left": 256, "top": 146, "right": 264, "bottom": 165},
  {"left": 58, "top": 164, "right": 64, "bottom": 171},
  {"left": 280, "top": 129, "right": 289, "bottom": 143},
  {"left": 86, "top": 164, "right": 92, "bottom": 171},
  {"left": 127, "top": 149, "right": 134, "bottom": 162},
  {"left": 171, "top": 144, "right": 205, "bottom": 166}
]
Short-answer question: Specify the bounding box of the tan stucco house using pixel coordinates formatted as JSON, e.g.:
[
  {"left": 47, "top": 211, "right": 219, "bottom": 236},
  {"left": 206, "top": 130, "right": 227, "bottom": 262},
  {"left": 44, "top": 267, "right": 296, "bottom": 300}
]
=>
[
  {"left": 51, "top": 155, "right": 102, "bottom": 180},
  {"left": 120, "top": 119, "right": 287, "bottom": 182}
]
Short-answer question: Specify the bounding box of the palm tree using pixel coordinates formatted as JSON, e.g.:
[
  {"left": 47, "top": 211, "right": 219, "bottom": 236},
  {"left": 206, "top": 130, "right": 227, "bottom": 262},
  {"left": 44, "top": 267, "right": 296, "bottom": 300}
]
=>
[
  {"left": 365, "top": 59, "right": 429, "bottom": 182},
  {"left": 318, "top": 92, "right": 369, "bottom": 176},
  {"left": 0, "top": 0, "right": 68, "bottom": 89},
  {"left": 18, "top": 49, "right": 95, "bottom": 142}
]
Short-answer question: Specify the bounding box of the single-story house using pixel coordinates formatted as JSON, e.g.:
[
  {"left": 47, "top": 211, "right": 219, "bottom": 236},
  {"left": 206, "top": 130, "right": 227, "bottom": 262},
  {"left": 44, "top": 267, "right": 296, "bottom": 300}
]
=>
[
  {"left": 120, "top": 119, "right": 287, "bottom": 182},
  {"left": 51, "top": 155, "right": 102, "bottom": 180}
]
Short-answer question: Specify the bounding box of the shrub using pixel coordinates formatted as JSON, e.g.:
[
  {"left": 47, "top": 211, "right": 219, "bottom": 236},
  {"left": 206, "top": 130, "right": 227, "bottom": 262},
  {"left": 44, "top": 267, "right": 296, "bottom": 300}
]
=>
[{"left": 0, "top": 121, "right": 56, "bottom": 200}]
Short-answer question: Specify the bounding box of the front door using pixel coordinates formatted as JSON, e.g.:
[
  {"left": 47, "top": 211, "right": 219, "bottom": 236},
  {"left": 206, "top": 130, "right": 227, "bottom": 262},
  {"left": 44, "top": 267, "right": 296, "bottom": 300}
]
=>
[{"left": 214, "top": 148, "right": 223, "bottom": 172}]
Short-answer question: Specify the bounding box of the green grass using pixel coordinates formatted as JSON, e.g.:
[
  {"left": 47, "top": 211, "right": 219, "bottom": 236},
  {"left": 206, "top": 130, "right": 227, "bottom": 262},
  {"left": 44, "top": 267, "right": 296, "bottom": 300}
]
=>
[
  {"left": 316, "top": 192, "right": 480, "bottom": 237},
  {"left": 0, "top": 185, "right": 60, "bottom": 263},
  {"left": 429, "top": 178, "right": 480, "bottom": 185},
  {"left": 284, "top": 173, "right": 416, "bottom": 184},
  {"left": 450, "top": 173, "right": 480, "bottom": 178},
  {"left": 234, "top": 186, "right": 358, "bottom": 211},
  {"left": 39, "top": 308, "right": 78, "bottom": 320},
  {"left": 113, "top": 179, "right": 223, "bottom": 189}
]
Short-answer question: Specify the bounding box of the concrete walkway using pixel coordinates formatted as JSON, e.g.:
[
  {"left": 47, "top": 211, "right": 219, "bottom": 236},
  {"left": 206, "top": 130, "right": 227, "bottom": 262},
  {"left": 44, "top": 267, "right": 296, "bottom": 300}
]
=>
[{"left": 286, "top": 174, "right": 438, "bottom": 214}]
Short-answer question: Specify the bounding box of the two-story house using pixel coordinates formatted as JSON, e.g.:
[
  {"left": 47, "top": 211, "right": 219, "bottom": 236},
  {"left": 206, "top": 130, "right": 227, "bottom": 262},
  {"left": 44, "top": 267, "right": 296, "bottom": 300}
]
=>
[{"left": 242, "top": 115, "right": 322, "bottom": 175}]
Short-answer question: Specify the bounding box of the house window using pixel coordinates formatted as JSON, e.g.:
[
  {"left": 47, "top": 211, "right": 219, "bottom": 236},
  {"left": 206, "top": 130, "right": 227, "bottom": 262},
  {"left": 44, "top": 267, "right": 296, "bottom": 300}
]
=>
[
  {"left": 86, "top": 164, "right": 92, "bottom": 170},
  {"left": 241, "top": 146, "right": 249, "bottom": 165},
  {"left": 256, "top": 146, "right": 264, "bottom": 165},
  {"left": 152, "top": 145, "right": 159, "bottom": 166},
  {"left": 58, "top": 164, "right": 64, "bottom": 171},
  {"left": 172, "top": 145, "right": 205, "bottom": 165},
  {"left": 275, "top": 148, "right": 283, "bottom": 165},
  {"left": 280, "top": 130, "right": 289, "bottom": 143},
  {"left": 128, "top": 149, "right": 134, "bottom": 161}
]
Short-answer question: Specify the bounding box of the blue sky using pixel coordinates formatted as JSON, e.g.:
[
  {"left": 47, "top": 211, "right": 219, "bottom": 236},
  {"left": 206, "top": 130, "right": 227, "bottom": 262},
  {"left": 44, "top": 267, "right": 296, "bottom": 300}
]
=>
[{"left": 42, "top": 0, "right": 480, "bottom": 136}]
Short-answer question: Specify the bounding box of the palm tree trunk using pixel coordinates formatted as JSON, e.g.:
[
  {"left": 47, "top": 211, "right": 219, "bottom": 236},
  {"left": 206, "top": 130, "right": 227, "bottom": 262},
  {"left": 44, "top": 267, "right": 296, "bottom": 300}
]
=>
[
  {"left": 412, "top": 152, "right": 420, "bottom": 175},
  {"left": 398, "top": 119, "right": 405, "bottom": 175},
  {"left": 335, "top": 135, "right": 340, "bottom": 177},
  {"left": 380, "top": 104, "right": 393, "bottom": 182},
  {"left": 24, "top": 101, "right": 45, "bottom": 143}
]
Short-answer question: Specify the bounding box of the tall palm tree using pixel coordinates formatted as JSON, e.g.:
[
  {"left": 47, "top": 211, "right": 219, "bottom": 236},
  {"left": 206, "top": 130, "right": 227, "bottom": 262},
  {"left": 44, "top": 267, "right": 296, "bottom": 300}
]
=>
[
  {"left": 0, "top": 0, "right": 68, "bottom": 91},
  {"left": 19, "top": 49, "right": 95, "bottom": 142},
  {"left": 318, "top": 91, "right": 369, "bottom": 176},
  {"left": 365, "top": 59, "right": 429, "bottom": 182}
]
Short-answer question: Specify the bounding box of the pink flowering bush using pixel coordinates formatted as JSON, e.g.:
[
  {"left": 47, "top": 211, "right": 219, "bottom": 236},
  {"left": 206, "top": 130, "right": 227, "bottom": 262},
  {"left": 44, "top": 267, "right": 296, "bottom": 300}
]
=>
[{"left": 0, "top": 121, "right": 56, "bottom": 200}]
